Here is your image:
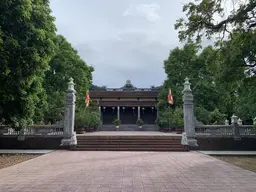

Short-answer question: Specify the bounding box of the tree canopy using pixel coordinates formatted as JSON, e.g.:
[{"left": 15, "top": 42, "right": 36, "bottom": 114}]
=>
[
  {"left": 157, "top": 0, "right": 256, "bottom": 124},
  {"left": 44, "top": 35, "right": 93, "bottom": 122},
  {"left": 0, "top": 0, "right": 56, "bottom": 129},
  {"left": 0, "top": 1, "right": 94, "bottom": 128}
]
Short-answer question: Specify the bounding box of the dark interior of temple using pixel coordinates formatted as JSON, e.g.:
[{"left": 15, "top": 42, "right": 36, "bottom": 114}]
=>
[{"left": 101, "top": 107, "right": 157, "bottom": 125}]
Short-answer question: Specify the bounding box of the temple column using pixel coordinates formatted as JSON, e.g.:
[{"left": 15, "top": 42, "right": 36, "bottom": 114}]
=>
[
  {"left": 117, "top": 106, "right": 120, "bottom": 120},
  {"left": 99, "top": 106, "right": 102, "bottom": 121},
  {"left": 137, "top": 106, "right": 141, "bottom": 120}
]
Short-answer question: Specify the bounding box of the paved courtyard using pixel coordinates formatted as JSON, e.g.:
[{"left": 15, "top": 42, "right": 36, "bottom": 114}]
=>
[{"left": 0, "top": 151, "right": 255, "bottom": 192}]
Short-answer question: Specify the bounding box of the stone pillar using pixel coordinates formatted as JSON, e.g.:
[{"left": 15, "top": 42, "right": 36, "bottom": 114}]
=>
[
  {"left": 138, "top": 106, "right": 141, "bottom": 120},
  {"left": 117, "top": 106, "right": 120, "bottom": 120},
  {"left": 61, "top": 78, "right": 77, "bottom": 147},
  {"left": 99, "top": 106, "right": 102, "bottom": 121},
  {"left": 232, "top": 114, "right": 241, "bottom": 141},
  {"left": 182, "top": 77, "right": 198, "bottom": 147}
]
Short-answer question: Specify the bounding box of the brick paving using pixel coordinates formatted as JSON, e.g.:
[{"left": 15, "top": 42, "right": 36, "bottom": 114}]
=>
[{"left": 0, "top": 151, "right": 255, "bottom": 192}]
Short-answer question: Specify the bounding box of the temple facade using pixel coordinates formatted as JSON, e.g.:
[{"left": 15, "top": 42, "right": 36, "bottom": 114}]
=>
[{"left": 90, "top": 80, "right": 160, "bottom": 125}]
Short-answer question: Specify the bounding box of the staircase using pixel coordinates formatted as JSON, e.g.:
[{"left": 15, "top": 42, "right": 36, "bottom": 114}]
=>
[
  {"left": 99, "top": 124, "right": 159, "bottom": 131},
  {"left": 73, "top": 134, "right": 188, "bottom": 151}
]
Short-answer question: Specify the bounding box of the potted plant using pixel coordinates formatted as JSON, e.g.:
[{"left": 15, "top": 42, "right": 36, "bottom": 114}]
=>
[
  {"left": 113, "top": 119, "right": 121, "bottom": 130},
  {"left": 136, "top": 119, "right": 144, "bottom": 129}
]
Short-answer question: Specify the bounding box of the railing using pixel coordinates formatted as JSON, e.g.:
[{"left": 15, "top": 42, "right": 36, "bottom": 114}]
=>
[
  {"left": 239, "top": 125, "right": 256, "bottom": 137},
  {"left": 195, "top": 125, "right": 234, "bottom": 138},
  {"left": 195, "top": 125, "right": 256, "bottom": 138},
  {"left": 0, "top": 125, "right": 64, "bottom": 136}
]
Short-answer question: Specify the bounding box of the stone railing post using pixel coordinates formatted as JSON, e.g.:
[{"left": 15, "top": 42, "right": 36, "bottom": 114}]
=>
[
  {"left": 182, "top": 77, "right": 198, "bottom": 147},
  {"left": 231, "top": 114, "right": 241, "bottom": 141},
  {"left": 61, "top": 77, "right": 77, "bottom": 147}
]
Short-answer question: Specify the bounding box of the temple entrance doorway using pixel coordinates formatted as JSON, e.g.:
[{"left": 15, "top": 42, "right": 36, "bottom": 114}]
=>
[
  {"left": 120, "top": 107, "right": 137, "bottom": 124},
  {"left": 141, "top": 107, "right": 157, "bottom": 124},
  {"left": 102, "top": 107, "right": 116, "bottom": 124}
]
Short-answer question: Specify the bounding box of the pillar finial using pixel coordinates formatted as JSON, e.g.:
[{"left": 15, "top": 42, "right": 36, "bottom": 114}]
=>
[
  {"left": 238, "top": 118, "right": 242, "bottom": 125},
  {"left": 68, "top": 77, "right": 75, "bottom": 91},
  {"left": 183, "top": 77, "right": 191, "bottom": 91},
  {"left": 231, "top": 114, "right": 238, "bottom": 124},
  {"left": 253, "top": 117, "right": 256, "bottom": 125}
]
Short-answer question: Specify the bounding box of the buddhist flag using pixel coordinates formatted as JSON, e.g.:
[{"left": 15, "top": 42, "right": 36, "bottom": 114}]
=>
[
  {"left": 85, "top": 90, "right": 90, "bottom": 107},
  {"left": 167, "top": 87, "right": 174, "bottom": 105}
]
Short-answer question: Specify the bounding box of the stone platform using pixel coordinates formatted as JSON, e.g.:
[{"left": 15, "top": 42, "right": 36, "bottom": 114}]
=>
[
  {"left": 99, "top": 124, "right": 159, "bottom": 131},
  {"left": 78, "top": 131, "right": 181, "bottom": 137}
]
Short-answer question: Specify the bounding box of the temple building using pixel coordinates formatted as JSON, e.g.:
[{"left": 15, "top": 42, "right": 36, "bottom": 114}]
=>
[{"left": 90, "top": 80, "right": 160, "bottom": 125}]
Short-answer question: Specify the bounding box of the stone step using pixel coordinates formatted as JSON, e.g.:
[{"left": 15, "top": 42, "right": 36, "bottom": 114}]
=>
[
  {"left": 77, "top": 136, "right": 182, "bottom": 140},
  {"left": 76, "top": 144, "right": 184, "bottom": 148},
  {"left": 76, "top": 141, "right": 182, "bottom": 144},
  {"left": 73, "top": 147, "right": 188, "bottom": 151},
  {"left": 74, "top": 134, "right": 187, "bottom": 152}
]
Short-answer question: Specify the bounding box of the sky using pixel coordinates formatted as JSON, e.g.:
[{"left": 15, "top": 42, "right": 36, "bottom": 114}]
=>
[{"left": 50, "top": 0, "right": 188, "bottom": 88}]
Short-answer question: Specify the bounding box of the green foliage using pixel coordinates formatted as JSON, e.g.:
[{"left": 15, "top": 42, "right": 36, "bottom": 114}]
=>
[
  {"left": 173, "top": 0, "right": 256, "bottom": 121},
  {"left": 44, "top": 35, "right": 94, "bottom": 121},
  {"left": 195, "top": 107, "right": 210, "bottom": 125},
  {"left": 209, "top": 108, "right": 226, "bottom": 125},
  {"left": 156, "top": 107, "right": 173, "bottom": 128},
  {"left": 171, "top": 107, "right": 184, "bottom": 128},
  {"left": 175, "top": 0, "right": 256, "bottom": 43},
  {"left": 157, "top": 43, "right": 224, "bottom": 117},
  {"left": 75, "top": 108, "right": 101, "bottom": 128},
  {"left": 156, "top": 107, "right": 184, "bottom": 128},
  {"left": 0, "top": 0, "right": 56, "bottom": 130},
  {"left": 113, "top": 119, "right": 121, "bottom": 126},
  {"left": 235, "top": 78, "right": 256, "bottom": 120},
  {"left": 136, "top": 119, "right": 144, "bottom": 126}
]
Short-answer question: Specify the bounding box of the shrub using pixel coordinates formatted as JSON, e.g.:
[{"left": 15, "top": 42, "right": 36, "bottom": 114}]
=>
[
  {"left": 171, "top": 107, "right": 184, "bottom": 128},
  {"left": 113, "top": 119, "right": 121, "bottom": 126},
  {"left": 136, "top": 119, "right": 144, "bottom": 126},
  {"left": 75, "top": 108, "right": 101, "bottom": 128}
]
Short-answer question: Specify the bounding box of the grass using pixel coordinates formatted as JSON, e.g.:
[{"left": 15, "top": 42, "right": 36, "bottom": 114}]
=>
[
  {"left": 214, "top": 156, "right": 256, "bottom": 172},
  {"left": 0, "top": 154, "right": 40, "bottom": 169}
]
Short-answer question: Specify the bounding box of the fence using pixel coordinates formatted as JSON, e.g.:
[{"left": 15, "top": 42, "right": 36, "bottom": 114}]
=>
[
  {"left": 0, "top": 125, "right": 64, "bottom": 137},
  {"left": 195, "top": 124, "right": 256, "bottom": 138}
]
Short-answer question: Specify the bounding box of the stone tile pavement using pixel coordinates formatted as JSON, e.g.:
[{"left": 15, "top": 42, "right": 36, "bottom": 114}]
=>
[{"left": 0, "top": 150, "right": 255, "bottom": 192}]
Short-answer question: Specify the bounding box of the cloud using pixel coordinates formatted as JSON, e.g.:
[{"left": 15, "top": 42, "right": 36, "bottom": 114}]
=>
[
  {"left": 50, "top": 0, "right": 184, "bottom": 87},
  {"left": 123, "top": 3, "right": 160, "bottom": 22}
]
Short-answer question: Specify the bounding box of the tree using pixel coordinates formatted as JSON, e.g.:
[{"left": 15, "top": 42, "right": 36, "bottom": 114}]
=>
[
  {"left": 44, "top": 35, "right": 94, "bottom": 122},
  {"left": 174, "top": 0, "right": 256, "bottom": 121},
  {"left": 175, "top": 0, "right": 256, "bottom": 42},
  {"left": 175, "top": 0, "right": 256, "bottom": 78},
  {"left": 157, "top": 44, "right": 224, "bottom": 114},
  {"left": 0, "top": 0, "right": 56, "bottom": 129}
]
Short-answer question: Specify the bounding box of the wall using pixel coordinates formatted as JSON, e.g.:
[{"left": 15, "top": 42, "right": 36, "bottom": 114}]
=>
[
  {"left": 197, "top": 138, "right": 256, "bottom": 151},
  {"left": 0, "top": 136, "right": 63, "bottom": 149}
]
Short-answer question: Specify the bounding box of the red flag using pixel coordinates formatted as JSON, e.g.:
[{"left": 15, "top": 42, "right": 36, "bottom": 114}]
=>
[
  {"left": 85, "top": 90, "right": 90, "bottom": 107},
  {"left": 168, "top": 88, "right": 174, "bottom": 105}
]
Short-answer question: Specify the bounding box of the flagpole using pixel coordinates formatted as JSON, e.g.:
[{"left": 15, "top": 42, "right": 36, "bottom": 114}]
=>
[{"left": 168, "top": 105, "right": 170, "bottom": 133}]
